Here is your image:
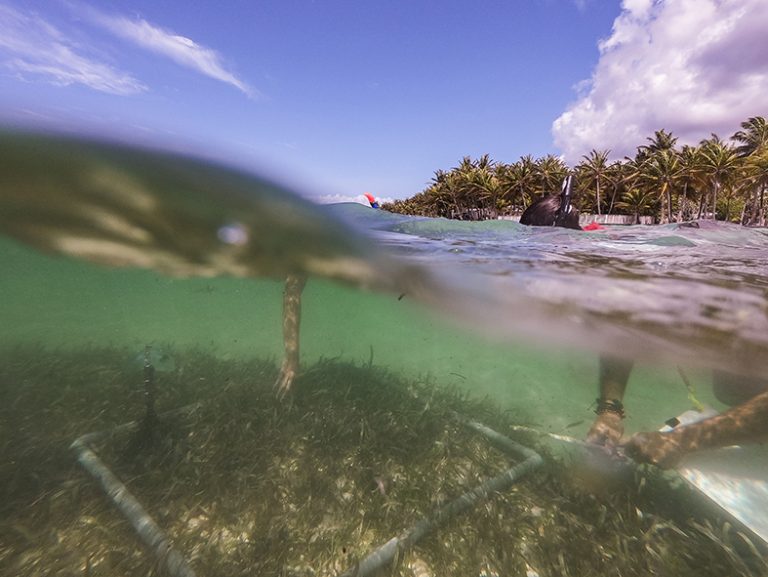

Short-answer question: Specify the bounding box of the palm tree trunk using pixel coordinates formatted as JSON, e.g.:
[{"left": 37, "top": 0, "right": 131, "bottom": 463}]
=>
[
  {"left": 595, "top": 180, "right": 602, "bottom": 215},
  {"left": 659, "top": 183, "right": 669, "bottom": 224},
  {"left": 608, "top": 184, "right": 619, "bottom": 215},
  {"left": 677, "top": 183, "right": 688, "bottom": 222},
  {"left": 745, "top": 188, "right": 758, "bottom": 225},
  {"left": 666, "top": 186, "right": 673, "bottom": 222}
]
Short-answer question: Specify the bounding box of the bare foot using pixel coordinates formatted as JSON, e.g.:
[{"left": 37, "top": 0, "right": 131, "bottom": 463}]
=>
[{"left": 274, "top": 360, "right": 297, "bottom": 401}]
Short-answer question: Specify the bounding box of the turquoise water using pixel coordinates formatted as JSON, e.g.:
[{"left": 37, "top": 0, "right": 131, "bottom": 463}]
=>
[
  {"left": 0, "top": 233, "right": 724, "bottom": 437},
  {"left": 1, "top": 131, "right": 767, "bottom": 576},
  {"left": 335, "top": 202, "right": 768, "bottom": 379}
]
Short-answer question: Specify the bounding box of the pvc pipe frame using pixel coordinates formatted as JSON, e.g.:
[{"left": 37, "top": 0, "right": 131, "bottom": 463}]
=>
[
  {"left": 339, "top": 415, "right": 544, "bottom": 577},
  {"left": 70, "top": 404, "right": 201, "bottom": 577},
  {"left": 72, "top": 408, "right": 542, "bottom": 577}
]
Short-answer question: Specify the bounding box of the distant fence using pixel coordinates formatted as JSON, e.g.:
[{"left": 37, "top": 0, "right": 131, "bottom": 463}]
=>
[
  {"left": 498, "top": 214, "right": 655, "bottom": 225},
  {"left": 450, "top": 208, "right": 497, "bottom": 221},
  {"left": 581, "top": 214, "right": 655, "bottom": 225}
]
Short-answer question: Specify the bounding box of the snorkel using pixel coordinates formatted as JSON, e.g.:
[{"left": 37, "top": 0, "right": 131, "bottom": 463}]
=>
[
  {"left": 555, "top": 175, "right": 573, "bottom": 223},
  {"left": 555, "top": 174, "right": 580, "bottom": 229}
]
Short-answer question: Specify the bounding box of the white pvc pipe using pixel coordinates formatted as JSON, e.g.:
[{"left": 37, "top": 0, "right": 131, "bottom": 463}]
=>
[
  {"left": 339, "top": 415, "right": 544, "bottom": 577},
  {"left": 70, "top": 403, "right": 200, "bottom": 577},
  {"left": 73, "top": 406, "right": 542, "bottom": 577}
]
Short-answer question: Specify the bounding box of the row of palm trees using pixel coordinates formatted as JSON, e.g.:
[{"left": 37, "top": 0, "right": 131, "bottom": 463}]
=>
[{"left": 382, "top": 117, "right": 768, "bottom": 225}]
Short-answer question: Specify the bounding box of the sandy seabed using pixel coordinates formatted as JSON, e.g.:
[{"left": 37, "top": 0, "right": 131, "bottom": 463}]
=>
[{"left": 1, "top": 347, "right": 766, "bottom": 577}]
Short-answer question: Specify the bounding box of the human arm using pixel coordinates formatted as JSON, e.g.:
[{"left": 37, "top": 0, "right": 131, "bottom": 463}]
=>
[
  {"left": 586, "top": 356, "right": 634, "bottom": 448},
  {"left": 623, "top": 389, "right": 768, "bottom": 469}
]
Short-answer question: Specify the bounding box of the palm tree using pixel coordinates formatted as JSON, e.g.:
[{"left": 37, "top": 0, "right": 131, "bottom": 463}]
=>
[
  {"left": 675, "top": 145, "right": 704, "bottom": 222},
  {"left": 420, "top": 155, "right": 502, "bottom": 219},
  {"left": 577, "top": 149, "right": 610, "bottom": 215},
  {"left": 698, "top": 135, "right": 741, "bottom": 220},
  {"left": 605, "top": 160, "right": 634, "bottom": 215},
  {"left": 500, "top": 155, "right": 538, "bottom": 210},
  {"left": 535, "top": 154, "right": 568, "bottom": 197},
  {"left": 742, "top": 149, "right": 768, "bottom": 225},
  {"left": 466, "top": 155, "right": 501, "bottom": 218},
  {"left": 640, "top": 148, "right": 681, "bottom": 223},
  {"left": 732, "top": 116, "right": 768, "bottom": 157},
  {"left": 449, "top": 157, "right": 477, "bottom": 218},
  {"left": 425, "top": 169, "right": 455, "bottom": 217},
  {"left": 493, "top": 163, "right": 516, "bottom": 215},
  {"left": 616, "top": 189, "right": 655, "bottom": 224},
  {"left": 635, "top": 129, "right": 678, "bottom": 162},
  {"left": 732, "top": 117, "right": 768, "bottom": 224},
  {"left": 386, "top": 116, "right": 768, "bottom": 224}
]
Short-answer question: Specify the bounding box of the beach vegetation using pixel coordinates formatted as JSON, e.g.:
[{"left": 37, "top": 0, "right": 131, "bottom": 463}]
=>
[{"left": 383, "top": 116, "right": 768, "bottom": 226}]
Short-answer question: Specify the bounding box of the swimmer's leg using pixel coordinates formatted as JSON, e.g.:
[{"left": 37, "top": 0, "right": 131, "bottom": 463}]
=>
[{"left": 275, "top": 274, "right": 307, "bottom": 400}]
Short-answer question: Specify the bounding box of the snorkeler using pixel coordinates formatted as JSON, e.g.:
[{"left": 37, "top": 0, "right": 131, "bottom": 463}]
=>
[
  {"left": 364, "top": 192, "right": 380, "bottom": 209},
  {"left": 520, "top": 177, "right": 768, "bottom": 468},
  {"left": 520, "top": 175, "right": 581, "bottom": 230}
]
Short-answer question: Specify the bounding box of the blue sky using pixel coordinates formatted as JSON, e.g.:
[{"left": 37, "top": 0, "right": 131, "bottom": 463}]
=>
[{"left": 1, "top": 1, "right": 766, "bottom": 202}]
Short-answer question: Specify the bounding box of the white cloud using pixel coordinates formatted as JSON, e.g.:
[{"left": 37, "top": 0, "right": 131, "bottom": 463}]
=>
[
  {"left": 0, "top": 3, "right": 146, "bottom": 95},
  {"left": 82, "top": 6, "right": 255, "bottom": 98},
  {"left": 553, "top": 0, "right": 768, "bottom": 162}
]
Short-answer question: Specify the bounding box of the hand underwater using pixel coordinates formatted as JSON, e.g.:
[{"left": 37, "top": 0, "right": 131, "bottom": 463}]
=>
[
  {"left": 622, "top": 431, "right": 685, "bottom": 469},
  {"left": 586, "top": 412, "right": 624, "bottom": 450}
]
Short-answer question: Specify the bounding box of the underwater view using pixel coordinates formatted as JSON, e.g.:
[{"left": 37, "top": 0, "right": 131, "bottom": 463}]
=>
[{"left": 1, "top": 132, "right": 768, "bottom": 577}]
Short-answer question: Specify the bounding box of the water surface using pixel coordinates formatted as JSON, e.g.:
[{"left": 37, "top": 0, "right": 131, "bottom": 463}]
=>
[{"left": 1, "top": 132, "right": 767, "bottom": 576}]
